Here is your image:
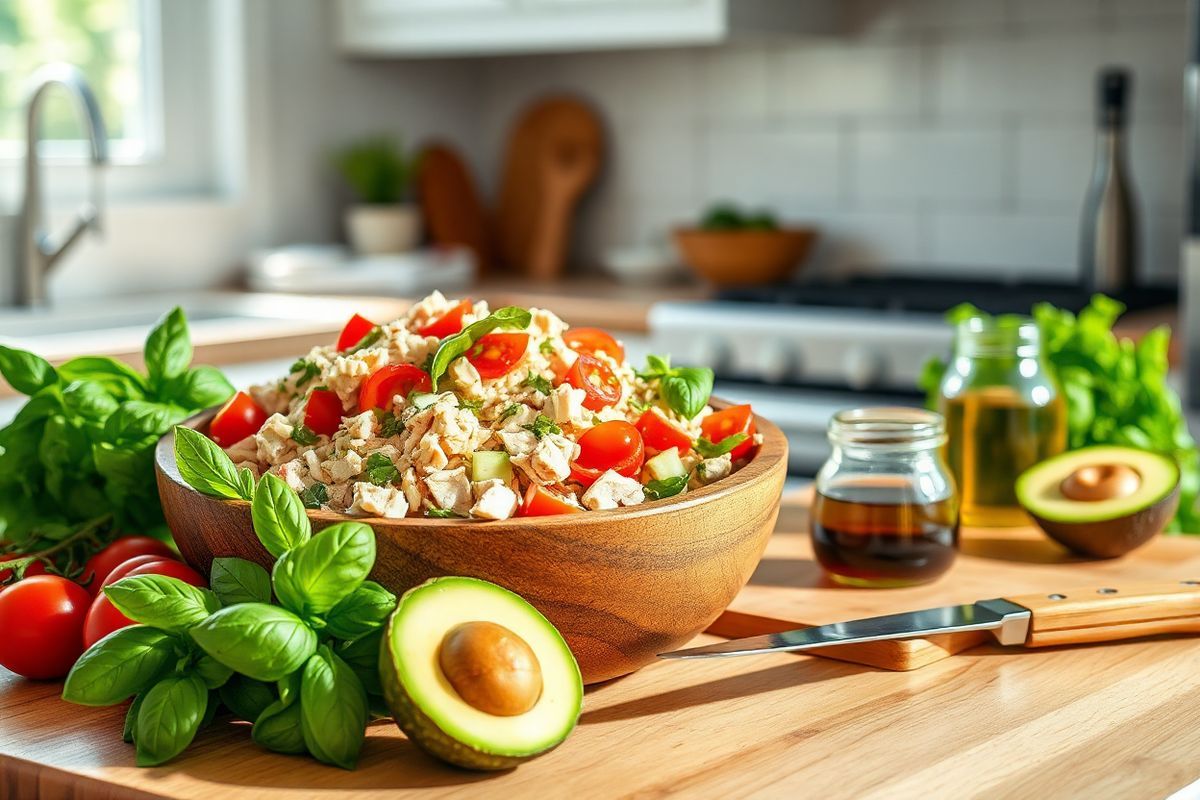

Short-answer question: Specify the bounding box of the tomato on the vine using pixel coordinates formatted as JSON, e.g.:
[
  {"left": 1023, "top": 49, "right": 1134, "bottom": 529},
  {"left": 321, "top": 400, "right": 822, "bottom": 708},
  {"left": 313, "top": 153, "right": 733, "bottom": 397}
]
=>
[
  {"left": 563, "top": 327, "right": 624, "bottom": 361},
  {"left": 304, "top": 389, "right": 344, "bottom": 437},
  {"left": 337, "top": 313, "right": 377, "bottom": 351},
  {"left": 418, "top": 299, "right": 472, "bottom": 339},
  {"left": 0, "top": 576, "right": 91, "bottom": 679},
  {"left": 570, "top": 421, "right": 644, "bottom": 487},
  {"left": 209, "top": 391, "right": 268, "bottom": 447},
  {"left": 358, "top": 365, "right": 432, "bottom": 413},
  {"left": 520, "top": 485, "right": 582, "bottom": 517},
  {"left": 700, "top": 404, "right": 756, "bottom": 460},
  {"left": 79, "top": 536, "right": 176, "bottom": 592},
  {"left": 466, "top": 333, "right": 529, "bottom": 379},
  {"left": 98, "top": 554, "right": 180, "bottom": 590},
  {"left": 636, "top": 408, "right": 693, "bottom": 454},
  {"left": 565, "top": 354, "right": 621, "bottom": 411},
  {"left": 83, "top": 560, "right": 205, "bottom": 649}
]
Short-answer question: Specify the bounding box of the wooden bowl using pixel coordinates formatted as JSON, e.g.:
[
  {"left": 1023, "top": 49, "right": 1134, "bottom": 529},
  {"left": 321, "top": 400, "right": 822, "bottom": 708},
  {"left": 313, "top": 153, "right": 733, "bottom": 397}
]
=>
[
  {"left": 673, "top": 227, "right": 816, "bottom": 286},
  {"left": 154, "top": 401, "right": 788, "bottom": 684}
]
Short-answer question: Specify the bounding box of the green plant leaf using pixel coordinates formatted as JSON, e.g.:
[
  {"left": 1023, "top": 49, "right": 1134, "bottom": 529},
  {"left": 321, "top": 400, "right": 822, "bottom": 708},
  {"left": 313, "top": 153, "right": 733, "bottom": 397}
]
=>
[
  {"left": 251, "top": 473, "right": 312, "bottom": 558},
  {"left": 660, "top": 367, "right": 713, "bottom": 420},
  {"left": 189, "top": 603, "right": 317, "bottom": 682},
  {"left": 135, "top": 674, "right": 207, "bottom": 767},
  {"left": 210, "top": 557, "right": 271, "bottom": 606},
  {"left": 694, "top": 433, "right": 748, "bottom": 459},
  {"left": 271, "top": 521, "right": 375, "bottom": 619},
  {"left": 194, "top": 654, "right": 234, "bottom": 689},
  {"left": 219, "top": 675, "right": 276, "bottom": 724},
  {"left": 105, "top": 401, "right": 188, "bottom": 445},
  {"left": 123, "top": 692, "right": 145, "bottom": 744},
  {"left": 144, "top": 307, "right": 192, "bottom": 386},
  {"left": 335, "top": 631, "right": 384, "bottom": 696},
  {"left": 57, "top": 356, "right": 148, "bottom": 400},
  {"left": 61, "top": 380, "right": 120, "bottom": 421},
  {"left": 164, "top": 366, "right": 235, "bottom": 409},
  {"left": 173, "top": 425, "right": 247, "bottom": 500},
  {"left": 62, "top": 626, "right": 179, "bottom": 706},
  {"left": 427, "top": 307, "right": 532, "bottom": 387},
  {"left": 0, "top": 345, "right": 57, "bottom": 395},
  {"left": 298, "top": 482, "right": 328, "bottom": 509},
  {"left": 523, "top": 414, "right": 561, "bottom": 440},
  {"left": 644, "top": 475, "right": 688, "bottom": 500},
  {"left": 300, "top": 646, "right": 368, "bottom": 770},
  {"left": 104, "top": 575, "right": 220, "bottom": 633},
  {"left": 252, "top": 692, "right": 308, "bottom": 755},
  {"left": 322, "top": 581, "right": 396, "bottom": 642},
  {"left": 362, "top": 453, "right": 399, "bottom": 486}
]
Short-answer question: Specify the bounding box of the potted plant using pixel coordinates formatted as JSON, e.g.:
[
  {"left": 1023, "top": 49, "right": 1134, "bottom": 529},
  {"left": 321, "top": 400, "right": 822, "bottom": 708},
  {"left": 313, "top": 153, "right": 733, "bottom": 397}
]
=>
[{"left": 334, "top": 136, "right": 420, "bottom": 255}]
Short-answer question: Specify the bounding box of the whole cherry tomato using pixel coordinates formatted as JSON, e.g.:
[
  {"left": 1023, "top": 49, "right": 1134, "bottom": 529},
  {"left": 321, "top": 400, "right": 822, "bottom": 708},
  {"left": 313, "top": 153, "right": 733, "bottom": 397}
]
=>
[
  {"left": 337, "top": 313, "right": 377, "bottom": 351},
  {"left": 79, "top": 536, "right": 176, "bottom": 592},
  {"left": 0, "top": 558, "right": 46, "bottom": 587},
  {"left": 570, "top": 421, "right": 644, "bottom": 487},
  {"left": 0, "top": 575, "right": 91, "bottom": 679},
  {"left": 466, "top": 333, "right": 529, "bottom": 379},
  {"left": 417, "top": 299, "right": 472, "bottom": 339},
  {"left": 83, "top": 560, "right": 206, "bottom": 648},
  {"left": 98, "top": 554, "right": 180, "bottom": 590},
  {"left": 358, "top": 365, "right": 432, "bottom": 413},
  {"left": 636, "top": 408, "right": 693, "bottom": 454},
  {"left": 520, "top": 484, "right": 582, "bottom": 517},
  {"left": 700, "top": 404, "right": 757, "bottom": 461},
  {"left": 563, "top": 327, "right": 624, "bottom": 362},
  {"left": 303, "top": 389, "right": 344, "bottom": 437},
  {"left": 565, "top": 354, "right": 621, "bottom": 411},
  {"left": 209, "top": 391, "right": 268, "bottom": 447}
]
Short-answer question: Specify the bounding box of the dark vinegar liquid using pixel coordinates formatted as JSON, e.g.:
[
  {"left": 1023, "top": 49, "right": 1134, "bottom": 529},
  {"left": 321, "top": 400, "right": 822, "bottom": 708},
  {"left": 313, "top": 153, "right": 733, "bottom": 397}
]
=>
[{"left": 811, "top": 479, "right": 959, "bottom": 588}]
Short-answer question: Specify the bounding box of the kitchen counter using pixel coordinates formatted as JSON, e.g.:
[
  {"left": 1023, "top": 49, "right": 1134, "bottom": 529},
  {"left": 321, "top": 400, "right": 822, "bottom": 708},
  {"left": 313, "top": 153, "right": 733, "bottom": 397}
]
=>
[{"left": 2, "top": 492, "right": 1199, "bottom": 799}]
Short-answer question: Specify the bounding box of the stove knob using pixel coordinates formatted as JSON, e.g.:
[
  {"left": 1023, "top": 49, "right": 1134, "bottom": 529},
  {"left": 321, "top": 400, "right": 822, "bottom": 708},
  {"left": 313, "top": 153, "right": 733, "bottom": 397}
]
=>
[
  {"left": 843, "top": 345, "right": 884, "bottom": 390},
  {"left": 753, "top": 340, "right": 796, "bottom": 383},
  {"left": 689, "top": 336, "right": 729, "bottom": 373}
]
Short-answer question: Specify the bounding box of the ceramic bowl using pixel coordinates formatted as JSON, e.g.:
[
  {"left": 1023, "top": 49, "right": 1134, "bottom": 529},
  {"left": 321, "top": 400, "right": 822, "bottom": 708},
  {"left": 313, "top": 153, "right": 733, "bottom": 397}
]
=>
[{"left": 673, "top": 227, "right": 817, "bottom": 286}]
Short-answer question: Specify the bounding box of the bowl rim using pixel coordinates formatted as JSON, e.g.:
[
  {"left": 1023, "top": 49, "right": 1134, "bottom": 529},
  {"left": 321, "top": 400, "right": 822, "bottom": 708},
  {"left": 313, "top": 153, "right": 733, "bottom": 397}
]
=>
[{"left": 154, "top": 397, "right": 789, "bottom": 527}]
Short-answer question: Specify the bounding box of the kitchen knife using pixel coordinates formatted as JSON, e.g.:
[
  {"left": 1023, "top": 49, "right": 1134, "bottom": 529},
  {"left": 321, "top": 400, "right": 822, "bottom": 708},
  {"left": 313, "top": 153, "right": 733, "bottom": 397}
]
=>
[{"left": 660, "top": 581, "right": 1200, "bottom": 659}]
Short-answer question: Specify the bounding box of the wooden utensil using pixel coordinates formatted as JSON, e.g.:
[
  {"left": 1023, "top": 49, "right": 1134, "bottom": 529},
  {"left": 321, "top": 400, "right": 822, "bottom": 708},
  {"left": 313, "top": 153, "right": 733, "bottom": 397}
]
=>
[{"left": 415, "top": 141, "right": 493, "bottom": 273}]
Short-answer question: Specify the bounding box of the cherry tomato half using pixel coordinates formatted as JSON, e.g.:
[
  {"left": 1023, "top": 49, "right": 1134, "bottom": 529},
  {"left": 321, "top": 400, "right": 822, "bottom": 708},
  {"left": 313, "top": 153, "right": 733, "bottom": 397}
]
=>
[
  {"left": 570, "top": 420, "right": 644, "bottom": 487},
  {"left": 79, "top": 536, "right": 176, "bottom": 592},
  {"left": 209, "top": 391, "right": 268, "bottom": 447},
  {"left": 700, "top": 404, "right": 757, "bottom": 460},
  {"left": 565, "top": 354, "right": 622, "bottom": 411},
  {"left": 418, "top": 298, "right": 472, "bottom": 339},
  {"left": 304, "top": 389, "right": 344, "bottom": 437},
  {"left": 83, "top": 560, "right": 206, "bottom": 649},
  {"left": 466, "top": 333, "right": 529, "bottom": 380},
  {"left": 636, "top": 408, "right": 693, "bottom": 454},
  {"left": 520, "top": 484, "right": 582, "bottom": 517},
  {"left": 563, "top": 327, "right": 625, "bottom": 362},
  {"left": 337, "top": 313, "right": 377, "bottom": 351},
  {"left": 99, "top": 554, "right": 180, "bottom": 590},
  {"left": 0, "top": 575, "right": 91, "bottom": 679},
  {"left": 358, "top": 365, "right": 432, "bottom": 413}
]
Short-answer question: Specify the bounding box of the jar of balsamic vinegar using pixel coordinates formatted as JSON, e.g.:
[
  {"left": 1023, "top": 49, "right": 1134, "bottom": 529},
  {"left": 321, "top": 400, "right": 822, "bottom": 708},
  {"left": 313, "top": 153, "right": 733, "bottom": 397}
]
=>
[{"left": 811, "top": 407, "right": 959, "bottom": 588}]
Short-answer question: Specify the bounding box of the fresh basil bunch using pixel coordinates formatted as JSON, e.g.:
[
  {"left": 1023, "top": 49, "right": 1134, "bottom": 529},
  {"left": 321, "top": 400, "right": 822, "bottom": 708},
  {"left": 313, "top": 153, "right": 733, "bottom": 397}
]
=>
[
  {"left": 0, "top": 307, "right": 234, "bottom": 576},
  {"left": 63, "top": 433, "right": 397, "bottom": 770},
  {"left": 637, "top": 355, "right": 714, "bottom": 421}
]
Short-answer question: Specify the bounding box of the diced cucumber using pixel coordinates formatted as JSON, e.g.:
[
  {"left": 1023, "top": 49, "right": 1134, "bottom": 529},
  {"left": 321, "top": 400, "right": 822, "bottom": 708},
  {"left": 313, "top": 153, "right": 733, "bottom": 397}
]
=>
[
  {"left": 409, "top": 392, "right": 438, "bottom": 411},
  {"left": 645, "top": 448, "right": 687, "bottom": 482},
  {"left": 471, "top": 450, "right": 513, "bottom": 483}
]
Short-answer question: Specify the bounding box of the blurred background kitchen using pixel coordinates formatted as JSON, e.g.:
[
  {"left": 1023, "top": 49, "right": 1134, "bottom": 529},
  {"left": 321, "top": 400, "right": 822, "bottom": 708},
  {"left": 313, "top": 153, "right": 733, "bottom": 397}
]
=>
[{"left": 1, "top": 0, "right": 1197, "bottom": 480}]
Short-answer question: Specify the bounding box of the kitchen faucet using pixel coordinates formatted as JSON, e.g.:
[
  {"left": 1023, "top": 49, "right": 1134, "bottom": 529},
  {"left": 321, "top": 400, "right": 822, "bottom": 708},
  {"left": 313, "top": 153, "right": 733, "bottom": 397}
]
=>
[{"left": 16, "top": 63, "right": 108, "bottom": 306}]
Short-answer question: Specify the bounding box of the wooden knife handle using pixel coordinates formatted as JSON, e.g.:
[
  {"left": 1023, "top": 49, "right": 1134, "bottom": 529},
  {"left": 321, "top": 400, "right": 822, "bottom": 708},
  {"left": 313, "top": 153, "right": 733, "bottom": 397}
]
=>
[{"left": 1004, "top": 581, "right": 1200, "bottom": 647}]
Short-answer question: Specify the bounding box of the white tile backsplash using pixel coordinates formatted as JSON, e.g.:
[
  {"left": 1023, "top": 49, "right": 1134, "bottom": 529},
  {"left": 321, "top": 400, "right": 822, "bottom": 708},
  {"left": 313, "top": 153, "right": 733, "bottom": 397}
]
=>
[
  {"left": 700, "top": 124, "right": 844, "bottom": 205},
  {"left": 775, "top": 43, "right": 925, "bottom": 118},
  {"left": 853, "top": 125, "right": 1009, "bottom": 208}
]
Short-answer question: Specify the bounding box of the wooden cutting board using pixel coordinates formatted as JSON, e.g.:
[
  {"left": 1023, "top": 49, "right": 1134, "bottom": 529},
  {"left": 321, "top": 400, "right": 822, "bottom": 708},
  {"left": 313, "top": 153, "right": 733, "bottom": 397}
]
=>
[{"left": 708, "top": 498, "right": 1200, "bottom": 670}]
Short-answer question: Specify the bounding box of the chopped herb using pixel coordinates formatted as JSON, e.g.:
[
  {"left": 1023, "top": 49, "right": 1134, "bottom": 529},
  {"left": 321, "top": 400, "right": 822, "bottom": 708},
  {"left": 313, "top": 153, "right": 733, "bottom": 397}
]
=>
[
  {"left": 425, "top": 507, "right": 462, "bottom": 518},
  {"left": 288, "top": 359, "right": 321, "bottom": 388},
  {"left": 644, "top": 474, "right": 688, "bottom": 500},
  {"left": 539, "top": 338, "right": 556, "bottom": 356},
  {"left": 457, "top": 396, "right": 483, "bottom": 416},
  {"left": 523, "top": 372, "right": 553, "bottom": 395},
  {"left": 694, "top": 433, "right": 749, "bottom": 459},
  {"left": 290, "top": 424, "right": 319, "bottom": 446},
  {"left": 346, "top": 326, "right": 383, "bottom": 354},
  {"left": 313, "top": 385, "right": 328, "bottom": 392},
  {"left": 379, "top": 414, "right": 404, "bottom": 438},
  {"left": 298, "top": 482, "right": 328, "bottom": 509},
  {"left": 363, "top": 452, "right": 400, "bottom": 486},
  {"left": 523, "top": 414, "right": 561, "bottom": 440},
  {"left": 497, "top": 403, "right": 522, "bottom": 423},
  {"left": 628, "top": 396, "right": 649, "bottom": 412}
]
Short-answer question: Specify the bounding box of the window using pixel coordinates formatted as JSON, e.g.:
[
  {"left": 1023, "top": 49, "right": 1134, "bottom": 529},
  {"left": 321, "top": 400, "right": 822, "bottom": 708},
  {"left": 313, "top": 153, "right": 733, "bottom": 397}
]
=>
[{"left": 0, "top": 0, "right": 155, "bottom": 161}]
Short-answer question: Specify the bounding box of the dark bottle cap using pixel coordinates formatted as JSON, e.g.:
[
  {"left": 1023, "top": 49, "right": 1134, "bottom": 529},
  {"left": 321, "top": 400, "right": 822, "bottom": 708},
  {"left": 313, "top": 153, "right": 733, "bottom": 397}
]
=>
[{"left": 1098, "top": 67, "right": 1132, "bottom": 127}]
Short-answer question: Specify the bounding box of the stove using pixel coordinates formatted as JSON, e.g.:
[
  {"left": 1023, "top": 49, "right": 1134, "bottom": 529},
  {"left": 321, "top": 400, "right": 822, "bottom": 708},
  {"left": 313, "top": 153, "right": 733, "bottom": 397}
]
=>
[{"left": 649, "top": 276, "right": 1176, "bottom": 474}]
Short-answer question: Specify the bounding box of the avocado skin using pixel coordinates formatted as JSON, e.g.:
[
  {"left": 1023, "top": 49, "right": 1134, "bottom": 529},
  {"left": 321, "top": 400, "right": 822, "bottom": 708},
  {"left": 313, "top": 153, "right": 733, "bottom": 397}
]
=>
[
  {"left": 378, "top": 610, "right": 571, "bottom": 772},
  {"left": 1031, "top": 484, "right": 1179, "bottom": 559}
]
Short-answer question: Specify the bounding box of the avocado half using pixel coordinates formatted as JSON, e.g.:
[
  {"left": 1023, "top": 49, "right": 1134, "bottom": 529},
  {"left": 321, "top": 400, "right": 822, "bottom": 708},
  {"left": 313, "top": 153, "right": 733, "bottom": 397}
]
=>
[
  {"left": 380, "top": 577, "right": 583, "bottom": 771},
  {"left": 1015, "top": 445, "right": 1179, "bottom": 558}
]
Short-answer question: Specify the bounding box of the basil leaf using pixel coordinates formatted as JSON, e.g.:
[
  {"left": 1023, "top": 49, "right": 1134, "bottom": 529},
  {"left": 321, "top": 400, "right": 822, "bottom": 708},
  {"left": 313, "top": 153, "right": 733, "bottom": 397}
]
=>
[
  {"left": 0, "top": 345, "right": 57, "bottom": 396},
  {"left": 104, "top": 575, "right": 220, "bottom": 633},
  {"left": 428, "top": 306, "right": 532, "bottom": 387},
  {"left": 497, "top": 403, "right": 521, "bottom": 423},
  {"left": 123, "top": 692, "right": 145, "bottom": 743},
  {"left": 300, "top": 646, "right": 368, "bottom": 770},
  {"left": 345, "top": 326, "right": 383, "bottom": 354},
  {"left": 644, "top": 475, "right": 688, "bottom": 500},
  {"left": 298, "top": 482, "right": 328, "bottom": 509},
  {"left": 322, "top": 581, "right": 396, "bottom": 642},
  {"left": 335, "top": 631, "right": 383, "bottom": 696},
  {"left": 105, "top": 401, "right": 188, "bottom": 445},
  {"left": 164, "top": 366, "right": 235, "bottom": 409},
  {"left": 272, "top": 521, "right": 375, "bottom": 619},
  {"left": 61, "top": 381, "right": 120, "bottom": 421},
  {"left": 58, "top": 356, "right": 148, "bottom": 400},
  {"left": 219, "top": 675, "right": 276, "bottom": 723},
  {"left": 637, "top": 354, "right": 672, "bottom": 381},
  {"left": 252, "top": 473, "right": 312, "bottom": 558},
  {"left": 238, "top": 467, "right": 257, "bottom": 501},
  {"left": 173, "top": 425, "right": 248, "bottom": 500},
  {"left": 363, "top": 452, "right": 399, "bottom": 486},
  {"left": 694, "top": 432, "right": 749, "bottom": 459},
  {"left": 253, "top": 693, "right": 307, "bottom": 755},
  {"left": 194, "top": 654, "right": 234, "bottom": 689},
  {"left": 289, "top": 359, "right": 321, "bottom": 388},
  {"left": 210, "top": 557, "right": 271, "bottom": 606},
  {"left": 290, "top": 424, "right": 319, "bottom": 446},
  {"left": 425, "top": 507, "right": 462, "bottom": 518},
  {"left": 189, "top": 603, "right": 317, "bottom": 682},
  {"left": 523, "top": 372, "right": 552, "bottom": 395},
  {"left": 661, "top": 367, "right": 713, "bottom": 420},
  {"left": 200, "top": 689, "right": 220, "bottom": 730},
  {"left": 523, "top": 414, "right": 561, "bottom": 439},
  {"left": 62, "top": 626, "right": 179, "bottom": 706},
  {"left": 134, "top": 674, "right": 207, "bottom": 767},
  {"left": 144, "top": 307, "right": 192, "bottom": 386}
]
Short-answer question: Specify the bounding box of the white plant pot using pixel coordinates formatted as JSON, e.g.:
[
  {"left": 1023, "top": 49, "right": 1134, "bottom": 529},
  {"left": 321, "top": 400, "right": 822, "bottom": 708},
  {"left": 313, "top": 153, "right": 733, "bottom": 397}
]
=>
[{"left": 345, "top": 204, "right": 421, "bottom": 255}]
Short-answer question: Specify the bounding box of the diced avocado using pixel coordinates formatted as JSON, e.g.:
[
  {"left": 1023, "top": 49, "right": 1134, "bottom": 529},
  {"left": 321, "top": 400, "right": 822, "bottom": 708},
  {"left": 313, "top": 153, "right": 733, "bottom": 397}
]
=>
[
  {"left": 645, "top": 448, "right": 686, "bottom": 482},
  {"left": 409, "top": 392, "right": 438, "bottom": 411},
  {"left": 379, "top": 577, "right": 583, "bottom": 771},
  {"left": 471, "top": 451, "right": 512, "bottom": 483}
]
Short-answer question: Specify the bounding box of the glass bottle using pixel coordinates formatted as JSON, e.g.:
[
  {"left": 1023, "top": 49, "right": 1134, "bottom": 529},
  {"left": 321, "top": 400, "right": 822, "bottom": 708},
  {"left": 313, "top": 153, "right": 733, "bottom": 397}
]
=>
[
  {"left": 811, "top": 407, "right": 959, "bottom": 588},
  {"left": 938, "top": 316, "right": 1067, "bottom": 527},
  {"left": 1080, "top": 67, "right": 1137, "bottom": 295}
]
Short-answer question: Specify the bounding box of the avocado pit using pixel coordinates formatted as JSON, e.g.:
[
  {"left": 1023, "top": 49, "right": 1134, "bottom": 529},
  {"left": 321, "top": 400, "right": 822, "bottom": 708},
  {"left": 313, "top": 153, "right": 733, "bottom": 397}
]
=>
[
  {"left": 1059, "top": 463, "right": 1141, "bottom": 502},
  {"left": 439, "top": 620, "right": 543, "bottom": 716}
]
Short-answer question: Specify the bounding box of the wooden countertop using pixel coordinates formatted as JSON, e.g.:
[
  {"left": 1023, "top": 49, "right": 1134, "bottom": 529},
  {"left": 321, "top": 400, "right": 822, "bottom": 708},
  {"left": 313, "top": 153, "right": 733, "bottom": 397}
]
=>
[{"left": 3, "top": 493, "right": 1200, "bottom": 799}]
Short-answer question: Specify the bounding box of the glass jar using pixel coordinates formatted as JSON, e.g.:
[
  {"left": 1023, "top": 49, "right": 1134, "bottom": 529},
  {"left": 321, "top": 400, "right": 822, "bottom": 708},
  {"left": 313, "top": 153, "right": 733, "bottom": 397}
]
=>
[
  {"left": 811, "top": 407, "right": 959, "bottom": 588},
  {"left": 937, "top": 316, "right": 1067, "bottom": 527}
]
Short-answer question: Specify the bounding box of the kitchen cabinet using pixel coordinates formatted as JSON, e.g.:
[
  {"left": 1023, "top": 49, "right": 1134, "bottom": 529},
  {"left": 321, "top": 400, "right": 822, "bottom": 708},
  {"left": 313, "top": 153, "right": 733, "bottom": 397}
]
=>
[{"left": 335, "top": 0, "right": 824, "bottom": 57}]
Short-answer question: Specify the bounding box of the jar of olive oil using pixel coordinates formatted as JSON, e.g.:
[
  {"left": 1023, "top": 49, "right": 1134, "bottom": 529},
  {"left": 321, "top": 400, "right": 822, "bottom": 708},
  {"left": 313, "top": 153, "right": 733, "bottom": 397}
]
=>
[{"left": 937, "top": 316, "right": 1066, "bottom": 527}]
